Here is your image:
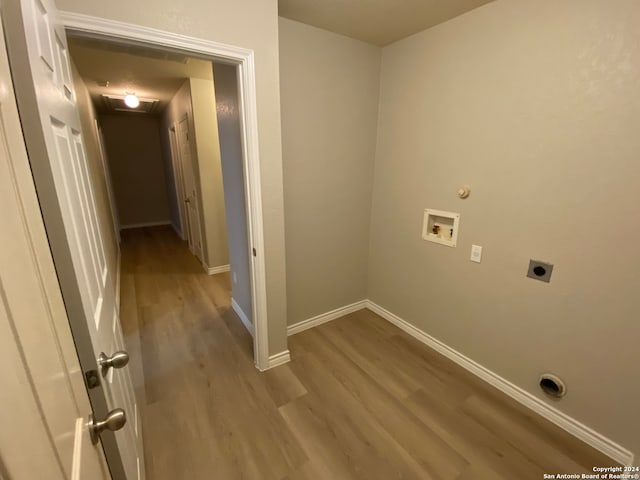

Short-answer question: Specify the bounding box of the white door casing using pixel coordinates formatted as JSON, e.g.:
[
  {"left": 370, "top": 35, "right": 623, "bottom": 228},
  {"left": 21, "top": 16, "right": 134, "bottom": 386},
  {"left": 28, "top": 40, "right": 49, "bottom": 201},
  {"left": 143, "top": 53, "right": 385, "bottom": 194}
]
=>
[
  {"left": 177, "top": 115, "right": 204, "bottom": 260},
  {"left": 168, "top": 124, "right": 187, "bottom": 239},
  {"left": 0, "top": 12, "right": 108, "bottom": 479},
  {"left": 57, "top": 11, "right": 273, "bottom": 371},
  {"left": 3, "top": 0, "right": 144, "bottom": 478}
]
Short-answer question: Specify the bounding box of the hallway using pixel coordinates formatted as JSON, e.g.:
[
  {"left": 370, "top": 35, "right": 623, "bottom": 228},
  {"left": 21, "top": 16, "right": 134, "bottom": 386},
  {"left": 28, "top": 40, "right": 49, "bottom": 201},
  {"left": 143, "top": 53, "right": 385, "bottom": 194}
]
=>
[
  {"left": 119, "top": 227, "right": 613, "bottom": 480},
  {"left": 119, "top": 226, "right": 264, "bottom": 478}
]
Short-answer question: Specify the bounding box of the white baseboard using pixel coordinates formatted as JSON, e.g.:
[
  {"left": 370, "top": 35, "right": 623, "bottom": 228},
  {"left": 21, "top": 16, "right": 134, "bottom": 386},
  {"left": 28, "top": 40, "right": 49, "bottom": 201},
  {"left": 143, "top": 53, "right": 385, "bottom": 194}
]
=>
[
  {"left": 170, "top": 221, "right": 185, "bottom": 240},
  {"left": 265, "top": 350, "right": 290, "bottom": 369},
  {"left": 231, "top": 298, "right": 253, "bottom": 337},
  {"left": 120, "top": 220, "right": 171, "bottom": 230},
  {"left": 205, "top": 264, "right": 230, "bottom": 275},
  {"left": 364, "top": 300, "right": 634, "bottom": 466},
  {"left": 287, "top": 300, "right": 367, "bottom": 336}
]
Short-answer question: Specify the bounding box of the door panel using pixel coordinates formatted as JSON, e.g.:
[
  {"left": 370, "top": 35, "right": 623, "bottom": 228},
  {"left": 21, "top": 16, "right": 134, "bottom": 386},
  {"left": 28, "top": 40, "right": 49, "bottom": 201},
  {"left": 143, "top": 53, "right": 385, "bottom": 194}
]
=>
[
  {"left": 95, "top": 120, "right": 121, "bottom": 241},
  {"left": 0, "top": 12, "right": 108, "bottom": 478},
  {"left": 50, "top": 120, "right": 103, "bottom": 317},
  {"left": 177, "top": 116, "right": 203, "bottom": 260},
  {"left": 3, "top": 0, "right": 144, "bottom": 478},
  {"left": 168, "top": 125, "right": 188, "bottom": 238}
]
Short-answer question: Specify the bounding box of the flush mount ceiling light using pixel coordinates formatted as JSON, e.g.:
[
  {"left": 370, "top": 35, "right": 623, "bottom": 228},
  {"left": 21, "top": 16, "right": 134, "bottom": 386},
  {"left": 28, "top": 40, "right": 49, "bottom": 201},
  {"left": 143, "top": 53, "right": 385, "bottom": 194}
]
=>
[
  {"left": 124, "top": 93, "right": 139, "bottom": 108},
  {"left": 101, "top": 94, "right": 159, "bottom": 114}
]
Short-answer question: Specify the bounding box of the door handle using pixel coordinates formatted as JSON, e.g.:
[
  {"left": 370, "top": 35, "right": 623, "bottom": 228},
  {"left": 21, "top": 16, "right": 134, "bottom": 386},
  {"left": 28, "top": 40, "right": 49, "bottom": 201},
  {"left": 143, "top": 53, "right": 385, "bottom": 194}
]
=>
[
  {"left": 89, "top": 408, "right": 126, "bottom": 444},
  {"left": 98, "top": 351, "right": 129, "bottom": 375}
]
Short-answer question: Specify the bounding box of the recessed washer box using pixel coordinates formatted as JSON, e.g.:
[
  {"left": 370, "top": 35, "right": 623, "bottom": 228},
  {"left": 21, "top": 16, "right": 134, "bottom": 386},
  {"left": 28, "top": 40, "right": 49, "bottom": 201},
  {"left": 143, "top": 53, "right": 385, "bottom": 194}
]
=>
[{"left": 422, "top": 209, "right": 460, "bottom": 247}]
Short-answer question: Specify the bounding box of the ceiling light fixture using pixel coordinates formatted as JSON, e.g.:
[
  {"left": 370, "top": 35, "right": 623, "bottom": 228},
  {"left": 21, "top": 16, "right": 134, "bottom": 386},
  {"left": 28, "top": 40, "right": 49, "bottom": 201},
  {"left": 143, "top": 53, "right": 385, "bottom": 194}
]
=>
[{"left": 124, "top": 93, "right": 140, "bottom": 108}]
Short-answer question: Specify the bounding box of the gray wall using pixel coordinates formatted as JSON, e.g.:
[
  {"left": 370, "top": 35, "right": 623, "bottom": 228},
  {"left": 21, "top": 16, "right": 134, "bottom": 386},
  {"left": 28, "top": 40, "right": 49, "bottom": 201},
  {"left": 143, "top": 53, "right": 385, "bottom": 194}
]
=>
[
  {"left": 279, "top": 18, "right": 381, "bottom": 325},
  {"left": 369, "top": 0, "right": 640, "bottom": 458},
  {"left": 213, "top": 63, "right": 253, "bottom": 323},
  {"left": 99, "top": 115, "right": 171, "bottom": 227}
]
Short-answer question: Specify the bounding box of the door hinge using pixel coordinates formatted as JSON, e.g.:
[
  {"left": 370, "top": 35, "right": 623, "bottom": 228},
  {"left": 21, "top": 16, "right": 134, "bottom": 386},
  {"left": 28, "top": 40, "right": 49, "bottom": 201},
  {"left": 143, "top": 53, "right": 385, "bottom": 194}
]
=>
[
  {"left": 252, "top": 248, "right": 257, "bottom": 257},
  {"left": 85, "top": 369, "right": 100, "bottom": 389}
]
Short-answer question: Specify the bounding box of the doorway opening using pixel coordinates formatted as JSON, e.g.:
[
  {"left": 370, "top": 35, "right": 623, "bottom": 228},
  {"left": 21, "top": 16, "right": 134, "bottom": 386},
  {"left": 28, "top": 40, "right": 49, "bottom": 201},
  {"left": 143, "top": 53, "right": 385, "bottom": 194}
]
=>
[
  {"left": 66, "top": 30, "right": 259, "bottom": 420},
  {"left": 4, "top": 5, "right": 272, "bottom": 478},
  {"left": 61, "top": 14, "right": 269, "bottom": 372}
]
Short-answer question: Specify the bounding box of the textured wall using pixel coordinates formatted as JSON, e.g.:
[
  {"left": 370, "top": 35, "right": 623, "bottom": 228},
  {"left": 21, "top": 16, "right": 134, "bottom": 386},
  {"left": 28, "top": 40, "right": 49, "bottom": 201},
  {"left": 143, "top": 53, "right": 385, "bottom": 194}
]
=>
[
  {"left": 369, "top": 0, "right": 640, "bottom": 457},
  {"left": 279, "top": 18, "right": 381, "bottom": 325}
]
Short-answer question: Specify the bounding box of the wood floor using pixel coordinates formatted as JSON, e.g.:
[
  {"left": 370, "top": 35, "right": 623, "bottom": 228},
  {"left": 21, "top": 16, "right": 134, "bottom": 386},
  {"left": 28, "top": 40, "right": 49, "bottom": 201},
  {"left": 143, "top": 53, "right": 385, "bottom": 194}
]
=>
[{"left": 119, "top": 226, "right": 614, "bottom": 480}]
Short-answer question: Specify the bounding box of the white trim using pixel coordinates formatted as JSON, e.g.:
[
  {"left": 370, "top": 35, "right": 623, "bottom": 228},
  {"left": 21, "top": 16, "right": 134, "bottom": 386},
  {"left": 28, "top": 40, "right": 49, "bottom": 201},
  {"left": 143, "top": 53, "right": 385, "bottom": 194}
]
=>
[
  {"left": 166, "top": 124, "right": 186, "bottom": 239},
  {"left": 264, "top": 350, "right": 290, "bottom": 370},
  {"left": 365, "top": 300, "right": 634, "bottom": 466},
  {"left": 231, "top": 298, "right": 253, "bottom": 337},
  {"left": 59, "top": 12, "right": 254, "bottom": 60},
  {"left": 119, "top": 221, "right": 171, "bottom": 230},
  {"left": 287, "top": 300, "right": 367, "bottom": 336},
  {"left": 59, "top": 11, "right": 271, "bottom": 370},
  {"left": 170, "top": 221, "right": 185, "bottom": 240},
  {"left": 204, "top": 264, "right": 230, "bottom": 275}
]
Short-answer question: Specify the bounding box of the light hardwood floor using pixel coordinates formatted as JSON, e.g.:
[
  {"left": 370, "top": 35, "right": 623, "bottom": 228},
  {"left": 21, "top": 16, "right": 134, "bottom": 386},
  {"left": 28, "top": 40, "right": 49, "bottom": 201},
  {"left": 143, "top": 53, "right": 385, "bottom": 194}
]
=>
[{"left": 119, "top": 226, "right": 615, "bottom": 480}]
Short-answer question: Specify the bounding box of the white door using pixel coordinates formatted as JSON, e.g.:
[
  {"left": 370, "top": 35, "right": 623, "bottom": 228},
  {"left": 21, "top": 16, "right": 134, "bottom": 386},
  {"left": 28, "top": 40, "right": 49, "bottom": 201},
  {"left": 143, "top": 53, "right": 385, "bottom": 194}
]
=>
[
  {"left": 96, "top": 120, "right": 121, "bottom": 243},
  {"left": 177, "top": 115, "right": 203, "bottom": 260},
  {"left": 168, "top": 124, "right": 188, "bottom": 239},
  {"left": 0, "top": 15, "right": 108, "bottom": 479},
  {"left": 3, "top": 0, "right": 144, "bottom": 478}
]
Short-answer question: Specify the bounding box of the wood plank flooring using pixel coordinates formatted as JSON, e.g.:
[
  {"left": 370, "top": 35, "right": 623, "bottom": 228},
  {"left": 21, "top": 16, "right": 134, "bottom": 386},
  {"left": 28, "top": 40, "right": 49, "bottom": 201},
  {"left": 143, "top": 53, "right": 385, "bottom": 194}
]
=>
[{"left": 119, "top": 226, "right": 616, "bottom": 480}]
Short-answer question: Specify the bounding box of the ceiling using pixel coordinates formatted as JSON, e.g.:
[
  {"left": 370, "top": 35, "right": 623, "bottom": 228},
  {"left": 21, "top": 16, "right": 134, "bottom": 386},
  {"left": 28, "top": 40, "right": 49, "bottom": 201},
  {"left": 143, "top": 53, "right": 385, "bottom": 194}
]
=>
[
  {"left": 278, "top": 0, "right": 495, "bottom": 46},
  {"left": 68, "top": 37, "right": 214, "bottom": 114},
  {"left": 69, "top": 1, "right": 497, "bottom": 109}
]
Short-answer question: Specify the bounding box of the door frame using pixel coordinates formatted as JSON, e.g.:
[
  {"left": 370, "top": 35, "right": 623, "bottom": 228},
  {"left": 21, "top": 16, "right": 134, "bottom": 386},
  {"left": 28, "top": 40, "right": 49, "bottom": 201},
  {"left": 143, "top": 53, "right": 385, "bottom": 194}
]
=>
[
  {"left": 173, "top": 114, "right": 204, "bottom": 259},
  {"left": 59, "top": 12, "right": 270, "bottom": 371},
  {"left": 167, "top": 123, "right": 187, "bottom": 240}
]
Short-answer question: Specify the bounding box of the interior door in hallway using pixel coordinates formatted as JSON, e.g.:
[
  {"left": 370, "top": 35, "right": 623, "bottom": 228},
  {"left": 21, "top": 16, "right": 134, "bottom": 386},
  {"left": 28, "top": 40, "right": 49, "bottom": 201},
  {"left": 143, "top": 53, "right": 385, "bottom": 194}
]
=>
[
  {"left": 3, "top": 0, "right": 144, "bottom": 478},
  {"left": 0, "top": 13, "right": 109, "bottom": 477},
  {"left": 177, "top": 115, "right": 203, "bottom": 261},
  {"left": 168, "top": 124, "right": 188, "bottom": 238}
]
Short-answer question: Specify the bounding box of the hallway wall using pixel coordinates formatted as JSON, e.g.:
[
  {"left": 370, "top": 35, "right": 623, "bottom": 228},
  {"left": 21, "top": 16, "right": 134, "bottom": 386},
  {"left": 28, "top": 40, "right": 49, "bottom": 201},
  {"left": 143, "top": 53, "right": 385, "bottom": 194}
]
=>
[
  {"left": 161, "top": 80, "right": 191, "bottom": 239},
  {"left": 214, "top": 63, "right": 253, "bottom": 324},
  {"left": 190, "top": 77, "right": 230, "bottom": 270},
  {"left": 279, "top": 18, "right": 381, "bottom": 326},
  {"left": 162, "top": 78, "right": 230, "bottom": 270},
  {"left": 99, "top": 114, "right": 171, "bottom": 228}
]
